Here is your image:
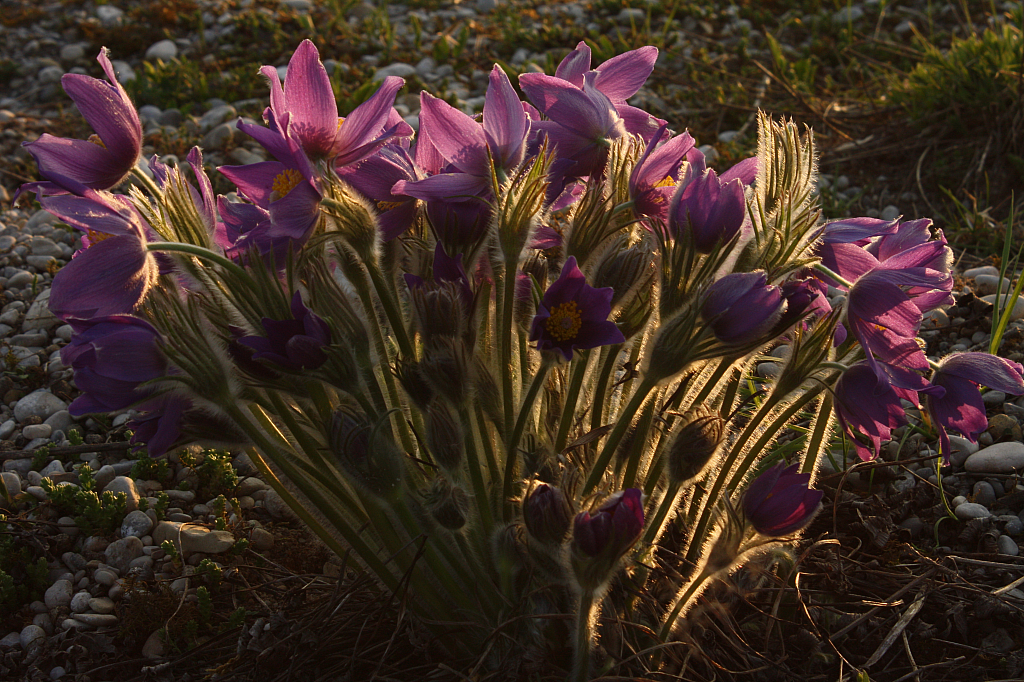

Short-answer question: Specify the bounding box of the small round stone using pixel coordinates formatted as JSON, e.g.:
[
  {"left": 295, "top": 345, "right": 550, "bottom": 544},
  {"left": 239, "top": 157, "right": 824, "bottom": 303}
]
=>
[{"left": 954, "top": 502, "right": 991, "bottom": 520}]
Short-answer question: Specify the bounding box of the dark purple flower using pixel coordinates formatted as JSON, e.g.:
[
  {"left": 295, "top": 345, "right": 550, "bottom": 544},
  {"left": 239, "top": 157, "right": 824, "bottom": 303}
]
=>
[
  {"left": 61, "top": 315, "right": 167, "bottom": 416},
  {"left": 259, "top": 40, "right": 407, "bottom": 164},
  {"left": 45, "top": 190, "right": 160, "bottom": 320},
  {"left": 700, "top": 271, "right": 785, "bottom": 345},
  {"left": 129, "top": 393, "right": 191, "bottom": 458},
  {"left": 742, "top": 463, "right": 822, "bottom": 536},
  {"left": 237, "top": 291, "right": 331, "bottom": 370},
  {"left": 18, "top": 48, "right": 141, "bottom": 196},
  {"left": 832, "top": 362, "right": 909, "bottom": 461},
  {"left": 667, "top": 156, "right": 747, "bottom": 253},
  {"left": 519, "top": 70, "right": 626, "bottom": 178},
  {"left": 628, "top": 125, "right": 694, "bottom": 220},
  {"left": 337, "top": 144, "right": 423, "bottom": 241},
  {"left": 529, "top": 256, "right": 625, "bottom": 361},
  {"left": 572, "top": 488, "right": 644, "bottom": 559},
  {"left": 523, "top": 483, "right": 574, "bottom": 546},
  {"left": 926, "top": 353, "right": 1024, "bottom": 463}
]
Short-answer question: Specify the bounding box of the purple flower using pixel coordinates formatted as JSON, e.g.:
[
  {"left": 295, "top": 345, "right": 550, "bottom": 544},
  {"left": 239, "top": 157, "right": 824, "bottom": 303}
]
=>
[
  {"left": 523, "top": 483, "right": 574, "bottom": 546},
  {"left": 393, "top": 65, "right": 529, "bottom": 201},
  {"left": 667, "top": 156, "right": 747, "bottom": 253},
  {"left": 700, "top": 271, "right": 785, "bottom": 345},
  {"left": 237, "top": 291, "right": 332, "bottom": 370},
  {"left": 742, "top": 463, "right": 822, "bottom": 536},
  {"left": 18, "top": 48, "right": 141, "bottom": 196},
  {"left": 129, "top": 393, "right": 191, "bottom": 458},
  {"left": 519, "top": 70, "right": 626, "bottom": 178},
  {"left": 259, "top": 40, "right": 407, "bottom": 164},
  {"left": 44, "top": 189, "right": 160, "bottom": 320},
  {"left": 926, "top": 353, "right": 1024, "bottom": 462},
  {"left": 529, "top": 256, "right": 625, "bottom": 361},
  {"left": 628, "top": 125, "right": 694, "bottom": 220},
  {"left": 60, "top": 315, "right": 167, "bottom": 416},
  {"left": 832, "top": 363, "right": 908, "bottom": 461},
  {"left": 572, "top": 488, "right": 644, "bottom": 559},
  {"left": 337, "top": 144, "right": 423, "bottom": 241}
]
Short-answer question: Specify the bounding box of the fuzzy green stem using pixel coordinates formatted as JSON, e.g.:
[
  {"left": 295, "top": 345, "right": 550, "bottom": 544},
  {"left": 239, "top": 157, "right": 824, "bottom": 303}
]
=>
[
  {"left": 589, "top": 344, "right": 618, "bottom": 434},
  {"left": 147, "top": 241, "right": 251, "bottom": 282},
  {"left": 582, "top": 374, "right": 658, "bottom": 495},
  {"left": 131, "top": 163, "right": 164, "bottom": 198},
  {"left": 459, "top": 406, "right": 495, "bottom": 533},
  {"left": 364, "top": 257, "right": 415, "bottom": 360},
  {"left": 503, "top": 358, "right": 553, "bottom": 520},
  {"left": 555, "top": 350, "right": 590, "bottom": 453},
  {"left": 642, "top": 480, "right": 682, "bottom": 546},
  {"left": 571, "top": 589, "right": 596, "bottom": 682},
  {"left": 811, "top": 262, "right": 854, "bottom": 289},
  {"left": 499, "top": 259, "right": 518, "bottom": 443},
  {"left": 658, "top": 569, "right": 711, "bottom": 641}
]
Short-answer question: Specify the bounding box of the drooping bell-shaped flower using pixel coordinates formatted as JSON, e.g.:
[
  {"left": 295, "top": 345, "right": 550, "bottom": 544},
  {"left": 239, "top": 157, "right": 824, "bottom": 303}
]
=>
[
  {"left": 668, "top": 157, "right": 747, "bottom": 253},
  {"left": 18, "top": 48, "right": 141, "bottom": 197},
  {"left": 529, "top": 256, "right": 625, "bottom": 361},
  {"left": 700, "top": 271, "right": 785, "bottom": 346},
  {"left": 45, "top": 189, "right": 161, "bottom": 320},
  {"left": 926, "top": 353, "right": 1024, "bottom": 463},
  {"left": 61, "top": 315, "right": 167, "bottom": 416},
  {"left": 742, "top": 463, "right": 822, "bottom": 536},
  {"left": 129, "top": 393, "right": 192, "bottom": 458},
  {"left": 237, "top": 291, "right": 332, "bottom": 371},
  {"left": 571, "top": 488, "right": 645, "bottom": 590},
  {"left": 832, "top": 362, "right": 911, "bottom": 461}
]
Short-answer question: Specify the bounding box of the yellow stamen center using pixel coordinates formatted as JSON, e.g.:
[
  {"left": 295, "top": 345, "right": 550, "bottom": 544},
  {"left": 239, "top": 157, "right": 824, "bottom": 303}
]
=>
[
  {"left": 271, "top": 168, "right": 303, "bottom": 200},
  {"left": 87, "top": 134, "right": 106, "bottom": 149},
  {"left": 86, "top": 229, "right": 113, "bottom": 245},
  {"left": 337, "top": 116, "right": 345, "bottom": 130},
  {"left": 545, "top": 300, "right": 583, "bottom": 342},
  {"left": 653, "top": 175, "right": 675, "bottom": 189}
]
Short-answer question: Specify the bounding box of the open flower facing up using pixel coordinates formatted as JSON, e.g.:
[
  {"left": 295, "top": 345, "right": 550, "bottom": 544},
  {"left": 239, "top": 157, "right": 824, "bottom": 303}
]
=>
[
  {"left": 742, "top": 463, "right": 822, "bottom": 536},
  {"left": 61, "top": 315, "right": 167, "bottom": 416},
  {"left": 237, "top": 291, "right": 332, "bottom": 371},
  {"left": 926, "top": 353, "right": 1024, "bottom": 462},
  {"left": 18, "top": 48, "right": 141, "bottom": 197},
  {"left": 529, "top": 256, "right": 625, "bottom": 361}
]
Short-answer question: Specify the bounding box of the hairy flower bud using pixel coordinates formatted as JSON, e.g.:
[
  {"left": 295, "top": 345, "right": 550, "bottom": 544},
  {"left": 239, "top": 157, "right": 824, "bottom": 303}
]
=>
[
  {"left": 571, "top": 489, "right": 645, "bottom": 590},
  {"left": 425, "top": 398, "right": 464, "bottom": 471},
  {"left": 408, "top": 280, "right": 468, "bottom": 342},
  {"left": 394, "top": 356, "right": 434, "bottom": 410},
  {"left": 592, "top": 240, "right": 658, "bottom": 310},
  {"left": 420, "top": 336, "right": 473, "bottom": 405},
  {"left": 324, "top": 182, "right": 380, "bottom": 264},
  {"left": 330, "top": 412, "right": 405, "bottom": 500},
  {"left": 742, "top": 463, "right": 822, "bottom": 536},
  {"left": 667, "top": 407, "right": 726, "bottom": 486},
  {"left": 425, "top": 476, "right": 469, "bottom": 530},
  {"left": 523, "top": 483, "right": 574, "bottom": 546}
]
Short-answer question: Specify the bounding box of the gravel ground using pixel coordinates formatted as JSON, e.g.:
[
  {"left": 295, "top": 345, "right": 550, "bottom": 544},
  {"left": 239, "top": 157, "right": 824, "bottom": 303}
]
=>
[{"left": 2, "top": 1, "right": 1024, "bottom": 680}]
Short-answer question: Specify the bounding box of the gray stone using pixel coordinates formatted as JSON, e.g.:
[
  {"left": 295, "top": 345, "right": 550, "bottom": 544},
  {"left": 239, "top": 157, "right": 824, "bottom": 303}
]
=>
[
  {"left": 44, "top": 579, "right": 73, "bottom": 610},
  {"left": 69, "top": 591, "right": 91, "bottom": 614},
  {"left": 880, "top": 205, "right": 900, "bottom": 222},
  {"left": 103, "top": 476, "right": 140, "bottom": 512},
  {"left": 974, "top": 274, "right": 1012, "bottom": 296},
  {"left": 250, "top": 527, "right": 274, "bottom": 551},
  {"left": 44, "top": 411, "right": 73, "bottom": 436},
  {"left": 89, "top": 597, "right": 115, "bottom": 614},
  {"left": 15, "top": 390, "right": 67, "bottom": 423},
  {"left": 96, "top": 5, "right": 124, "bottom": 26},
  {"left": 104, "top": 536, "right": 144, "bottom": 573},
  {"left": 110, "top": 60, "right": 136, "bottom": 84},
  {"left": 0, "top": 631, "right": 20, "bottom": 649},
  {"left": 145, "top": 40, "right": 178, "bottom": 62},
  {"left": 141, "top": 629, "right": 165, "bottom": 659},
  {"left": 965, "top": 442, "right": 1024, "bottom": 474},
  {"left": 93, "top": 568, "right": 117, "bottom": 587},
  {"left": 50, "top": 665, "right": 66, "bottom": 679},
  {"left": 954, "top": 502, "right": 991, "bottom": 520},
  {"left": 198, "top": 104, "right": 237, "bottom": 132},
  {"left": 981, "top": 293, "right": 1024, "bottom": 322},
  {"left": 201, "top": 122, "right": 236, "bottom": 150},
  {"left": 24, "top": 290, "right": 60, "bottom": 331},
  {"left": 282, "top": 0, "right": 313, "bottom": 11},
  {"left": 373, "top": 63, "right": 416, "bottom": 80},
  {"left": 23, "top": 424, "right": 52, "bottom": 440},
  {"left": 10, "top": 332, "right": 49, "bottom": 347},
  {"left": 898, "top": 516, "right": 924, "bottom": 538},
  {"left": 121, "top": 510, "right": 154, "bottom": 538},
  {"left": 72, "top": 613, "right": 118, "bottom": 627},
  {"left": 38, "top": 66, "right": 65, "bottom": 85},
  {"left": 236, "top": 477, "right": 266, "bottom": 496},
  {"left": 263, "top": 488, "right": 298, "bottom": 520},
  {"left": 92, "top": 465, "right": 116, "bottom": 491},
  {"left": 948, "top": 435, "right": 979, "bottom": 467},
  {"left": 20, "top": 624, "right": 46, "bottom": 652},
  {"left": 964, "top": 265, "right": 1000, "bottom": 279},
  {"left": 29, "top": 237, "right": 62, "bottom": 258},
  {"left": 1, "top": 471, "right": 20, "bottom": 498},
  {"left": 998, "top": 534, "right": 1020, "bottom": 556},
  {"left": 0, "top": 419, "right": 14, "bottom": 440}
]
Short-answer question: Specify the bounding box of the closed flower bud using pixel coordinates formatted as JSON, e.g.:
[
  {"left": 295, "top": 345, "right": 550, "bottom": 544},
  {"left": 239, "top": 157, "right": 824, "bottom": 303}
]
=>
[
  {"left": 645, "top": 304, "right": 702, "bottom": 383},
  {"left": 425, "top": 477, "right": 469, "bottom": 530},
  {"left": 408, "top": 280, "right": 468, "bottom": 342},
  {"left": 473, "top": 357, "right": 504, "bottom": 433},
  {"left": 700, "top": 271, "right": 785, "bottom": 346},
  {"left": 420, "top": 336, "right": 473, "bottom": 405},
  {"left": 667, "top": 407, "right": 726, "bottom": 486},
  {"left": 324, "top": 182, "right": 380, "bottom": 264},
  {"left": 592, "top": 240, "right": 657, "bottom": 310},
  {"left": 742, "top": 463, "right": 822, "bottom": 536},
  {"left": 571, "top": 488, "right": 645, "bottom": 590},
  {"left": 330, "top": 412, "right": 405, "bottom": 500},
  {"left": 425, "top": 399, "right": 464, "bottom": 471},
  {"left": 394, "top": 356, "right": 434, "bottom": 410},
  {"left": 523, "top": 483, "right": 574, "bottom": 546}
]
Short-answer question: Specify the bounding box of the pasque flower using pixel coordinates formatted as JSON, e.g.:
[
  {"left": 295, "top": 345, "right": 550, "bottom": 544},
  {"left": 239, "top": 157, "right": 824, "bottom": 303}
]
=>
[
  {"left": 18, "top": 48, "right": 141, "bottom": 197},
  {"left": 529, "top": 256, "right": 625, "bottom": 361},
  {"left": 44, "top": 188, "right": 160, "bottom": 320},
  {"left": 523, "top": 483, "right": 575, "bottom": 546},
  {"left": 571, "top": 488, "right": 645, "bottom": 589},
  {"left": 61, "top": 315, "right": 167, "bottom": 416},
  {"left": 237, "top": 291, "right": 332, "bottom": 370},
  {"left": 668, "top": 151, "right": 748, "bottom": 253},
  {"left": 700, "top": 271, "right": 785, "bottom": 345},
  {"left": 742, "top": 463, "right": 822, "bottom": 536},
  {"left": 628, "top": 125, "right": 694, "bottom": 220},
  {"left": 926, "top": 353, "right": 1024, "bottom": 462}
]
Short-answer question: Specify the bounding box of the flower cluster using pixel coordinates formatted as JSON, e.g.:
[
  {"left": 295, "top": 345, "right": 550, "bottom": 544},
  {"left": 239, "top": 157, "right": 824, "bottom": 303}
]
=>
[{"left": 19, "top": 40, "right": 1014, "bottom": 676}]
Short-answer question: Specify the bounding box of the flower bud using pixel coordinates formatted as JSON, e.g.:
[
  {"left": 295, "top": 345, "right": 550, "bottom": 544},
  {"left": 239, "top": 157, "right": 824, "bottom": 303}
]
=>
[
  {"left": 473, "top": 357, "right": 504, "bottom": 433},
  {"left": 645, "top": 303, "right": 702, "bottom": 383},
  {"left": 592, "top": 240, "right": 658, "bottom": 310},
  {"left": 408, "top": 280, "right": 468, "bottom": 342},
  {"left": 522, "top": 483, "right": 574, "bottom": 546},
  {"left": 330, "top": 412, "right": 404, "bottom": 501},
  {"left": 325, "top": 182, "right": 380, "bottom": 264},
  {"left": 742, "top": 463, "right": 822, "bottom": 536},
  {"left": 571, "top": 488, "right": 645, "bottom": 591},
  {"left": 425, "top": 399, "right": 464, "bottom": 471},
  {"left": 700, "top": 271, "right": 784, "bottom": 346},
  {"left": 667, "top": 407, "right": 726, "bottom": 486},
  {"left": 420, "top": 336, "right": 473, "bottom": 406},
  {"left": 394, "top": 356, "right": 434, "bottom": 410},
  {"left": 424, "top": 476, "right": 469, "bottom": 530}
]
